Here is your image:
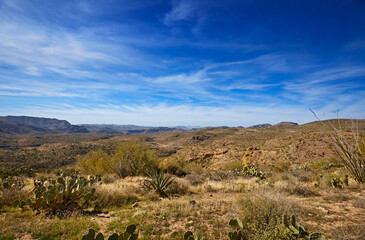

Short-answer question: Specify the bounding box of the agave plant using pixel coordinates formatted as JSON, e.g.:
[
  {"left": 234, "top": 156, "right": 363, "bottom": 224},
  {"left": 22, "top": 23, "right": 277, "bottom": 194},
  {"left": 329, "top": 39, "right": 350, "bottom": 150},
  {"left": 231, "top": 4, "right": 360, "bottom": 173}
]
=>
[{"left": 144, "top": 170, "right": 174, "bottom": 198}]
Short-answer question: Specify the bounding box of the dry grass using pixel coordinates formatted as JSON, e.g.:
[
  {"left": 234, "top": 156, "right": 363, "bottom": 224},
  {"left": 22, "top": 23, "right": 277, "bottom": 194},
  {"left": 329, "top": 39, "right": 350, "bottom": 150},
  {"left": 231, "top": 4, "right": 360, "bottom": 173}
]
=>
[
  {"left": 188, "top": 177, "right": 257, "bottom": 193},
  {"left": 94, "top": 178, "right": 141, "bottom": 208},
  {"left": 333, "top": 224, "right": 365, "bottom": 240},
  {"left": 351, "top": 197, "right": 365, "bottom": 209},
  {"left": 275, "top": 180, "right": 320, "bottom": 197}
]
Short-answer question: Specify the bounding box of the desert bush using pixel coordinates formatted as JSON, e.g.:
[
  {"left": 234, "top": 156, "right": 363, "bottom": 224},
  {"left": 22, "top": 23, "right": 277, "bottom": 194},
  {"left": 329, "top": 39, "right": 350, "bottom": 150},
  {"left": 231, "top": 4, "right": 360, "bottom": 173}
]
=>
[
  {"left": 165, "top": 178, "right": 189, "bottom": 196},
  {"left": 273, "top": 162, "right": 291, "bottom": 173},
  {"left": 234, "top": 194, "right": 325, "bottom": 239},
  {"left": 237, "top": 196, "right": 281, "bottom": 237},
  {"left": 109, "top": 141, "right": 159, "bottom": 178},
  {"left": 351, "top": 198, "right": 365, "bottom": 209},
  {"left": 162, "top": 156, "right": 188, "bottom": 177},
  {"left": 19, "top": 173, "right": 101, "bottom": 217},
  {"left": 77, "top": 141, "right": 159, "bottom": 178},
  {"left": 0, "top": 175, "right": 28, "bottom": 209},
  {"left": 323, "top": 172, "right": 348, "bottom": 188},
  {"left": 0, "top": 167, "right": 35, "bottom": 178},
  {"left": 284, "top": 184, "right": 319, "bottom": 197},
  {"left": 76, "top": 150, "right": 110, "bottom": 175},
  {"left": 224, "top": 160, "right": 244, "bottom": 172},
  {"left": 101, "top": 174, "right": 119, "bottom": 184},
  {"left": 276, "top": 180, "right": 319, "bottom": 197},
  {"left": 333, "top": 224, "right": 365, "bottom": 240},
  {"left": 0, "top": 187, "right": 28, "bottom": 209},
  {"left": 184, "top": 173, "right": 207, "bottom": 185}
]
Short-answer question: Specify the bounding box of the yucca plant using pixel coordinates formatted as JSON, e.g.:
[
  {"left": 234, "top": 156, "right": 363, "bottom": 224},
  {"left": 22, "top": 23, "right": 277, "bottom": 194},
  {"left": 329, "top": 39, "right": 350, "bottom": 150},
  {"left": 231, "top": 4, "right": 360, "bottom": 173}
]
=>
[{"left": 143, "top": 170, "right": 174, "bottom": 198}]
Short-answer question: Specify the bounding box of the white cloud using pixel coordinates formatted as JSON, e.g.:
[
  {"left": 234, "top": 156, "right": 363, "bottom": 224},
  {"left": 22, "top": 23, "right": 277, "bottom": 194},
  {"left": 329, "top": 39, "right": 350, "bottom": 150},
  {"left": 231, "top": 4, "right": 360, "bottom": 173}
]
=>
[
  {"left": 4, "top": 102, "right": 363, "bottom": 127},
  {"left": 164, "top": 0, "right": 197, "bottom": 25}
]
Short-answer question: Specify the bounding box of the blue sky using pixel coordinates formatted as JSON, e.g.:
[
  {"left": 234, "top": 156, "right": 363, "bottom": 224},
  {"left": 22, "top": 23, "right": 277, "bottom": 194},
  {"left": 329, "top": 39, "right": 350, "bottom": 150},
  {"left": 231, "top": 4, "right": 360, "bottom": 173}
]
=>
[{"left": 0, "top": 0, "right": 364, "bottom": 126}]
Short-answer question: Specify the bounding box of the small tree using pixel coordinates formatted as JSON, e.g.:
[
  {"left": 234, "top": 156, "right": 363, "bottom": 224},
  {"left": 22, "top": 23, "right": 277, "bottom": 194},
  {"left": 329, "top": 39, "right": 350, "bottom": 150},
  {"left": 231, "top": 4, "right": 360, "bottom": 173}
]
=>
[
  {"left": 76, "top": 150, "right": 110, "bottom": 175},
  {"left": 76, "top": 141, "right": 159, "bottom": 178},
  {"left": 107, "top": 141, "right": 159, "bottom": 178}
]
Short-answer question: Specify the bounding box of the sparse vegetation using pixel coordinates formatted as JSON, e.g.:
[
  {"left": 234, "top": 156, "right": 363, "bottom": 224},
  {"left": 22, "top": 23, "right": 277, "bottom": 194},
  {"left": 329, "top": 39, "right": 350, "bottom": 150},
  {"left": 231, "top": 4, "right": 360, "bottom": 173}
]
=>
[{"left": 0, "top": 119, "right": 365, "bottom": 239}]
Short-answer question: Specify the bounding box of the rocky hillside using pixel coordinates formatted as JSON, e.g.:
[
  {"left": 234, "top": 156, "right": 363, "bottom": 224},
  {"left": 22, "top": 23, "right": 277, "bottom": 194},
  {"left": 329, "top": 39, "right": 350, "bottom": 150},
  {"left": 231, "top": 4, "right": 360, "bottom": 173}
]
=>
[
  {"left": 0, "top": 116, "right": 89, "bottom": 134},
  {"left": 0, "top": 120, "right": 56, "bottom": 135}
]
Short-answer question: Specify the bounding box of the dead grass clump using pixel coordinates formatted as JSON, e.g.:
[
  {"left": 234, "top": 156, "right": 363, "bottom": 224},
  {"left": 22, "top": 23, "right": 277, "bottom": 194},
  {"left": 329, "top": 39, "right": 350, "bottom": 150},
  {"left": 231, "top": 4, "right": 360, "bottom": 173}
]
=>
[
  {"left": 95, "top": 189, "right": 139, "bottom": 208},
  {"left": 223, "top": 160, "right": 243, "bottom": 171},
  {"left": 309, "top": 158, "right": 341, "bottom": 171},
  {"left": 273, "top": 161, "right": 291, "bottom": 173},
  {"left": 185, "top": 173, "right": 207, "bottom": 185},
  {"left": 276, "top": 180, "right": 319, "bottom": 197},
  {"left": 166, "top": 178, "right": 189, "bottom": 196},
  {"left": 189, "top": 177, "right": 254, "bottom": 193},
  {"left": 102, "top": 174, "right": 119, "bottom": 184},
  {"left": 322, "top": 193, "right": 351, "bottom": 202},
  {"left": 333, "top": 224, "right": 365, "bottom": 240},
  {"left": 94, "top": 179, "right": 140, "bottom": 208},
  {"left": 351, "top": 198, "right": 365, "bottom": 209}
]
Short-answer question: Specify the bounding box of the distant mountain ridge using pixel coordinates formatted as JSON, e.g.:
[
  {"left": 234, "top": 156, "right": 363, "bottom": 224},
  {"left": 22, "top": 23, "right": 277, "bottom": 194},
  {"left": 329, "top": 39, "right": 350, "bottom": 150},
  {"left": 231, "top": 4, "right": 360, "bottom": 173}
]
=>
[
  {"left": 0, "top": 115, "right": 302, "bottom": 136},
  {"left": 272, "top": 122, "right": 298, "bottom": 128},
  {"left": 81, "top": 124, "right": 198, "bottom": 135},
  {"left": 249, "top": 123, "right": 272, "bottom": 128},
  {"left": 0, "top": 116, "right": 88, "bottom": 134},
  {"left": 81, "top": 124, "right": 230, "bottom": 135},
  {"left": 0, "top": 119, "right": 56, "bottom": 135},
  {"left": 248, "top": 122, "right": 298, "bottom": 128}
]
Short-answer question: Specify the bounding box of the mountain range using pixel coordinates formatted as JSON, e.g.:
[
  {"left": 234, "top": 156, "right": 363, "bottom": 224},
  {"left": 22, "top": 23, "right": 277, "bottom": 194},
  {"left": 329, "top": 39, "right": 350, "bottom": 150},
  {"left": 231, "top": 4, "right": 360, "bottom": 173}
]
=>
[
  {"left": 0, "top": 116, "right": 224, "bottom": 135},
  {"left": 0, "top": 116, "right": 88, "bottom": 134},
  {"left": 0, "top": 115, "right": 299, "bottom": 135}
]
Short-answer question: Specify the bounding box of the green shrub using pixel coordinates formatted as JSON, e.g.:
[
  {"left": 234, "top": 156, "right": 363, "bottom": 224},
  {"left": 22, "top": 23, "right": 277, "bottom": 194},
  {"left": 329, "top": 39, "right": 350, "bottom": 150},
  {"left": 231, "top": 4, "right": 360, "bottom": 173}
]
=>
[
  {"left": 77, "top": 141, "right": 159, "bottom": 178},
  {"left": 109, "top": 141, "right": 159, "bottom": 177},
  {"left": 0, "top": 176, "right": 28, "bottom": 209},
  {"left": 76, "top": 150, "right": 110, "bottom": 175},
  {"left": 0, "top": 167, "right": 35, "bottom": 179},
  {"left": 242, "top": 166, "right": 266, "bottom": 180}
]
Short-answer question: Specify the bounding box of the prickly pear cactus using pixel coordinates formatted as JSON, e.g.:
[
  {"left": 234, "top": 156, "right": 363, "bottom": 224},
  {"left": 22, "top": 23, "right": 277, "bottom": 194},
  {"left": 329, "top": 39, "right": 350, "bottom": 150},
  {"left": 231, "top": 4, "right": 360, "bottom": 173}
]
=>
[
  {"left": 184, "top": 231, "right": 195, "bottom": 240},
  {"left": 183, "top": 230, "right": 204, "bottom": 240},
  {"left": 82, "top": 229, "right": 104, "bottom": 240},
  {"left": 277, "top": 214, "right": 328, "bottom": 240},
  {"left": 228, "top": 218, "right": 247, "bottom": 240},
  {"left": 309, "top": 233, "right": 328, "bottom": 240},
  {"left": 82, "top": 224, "right": 139, "bottom": 240},
  {"left": 18, "top": 173, "right": 101, "bottom": 217}
]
